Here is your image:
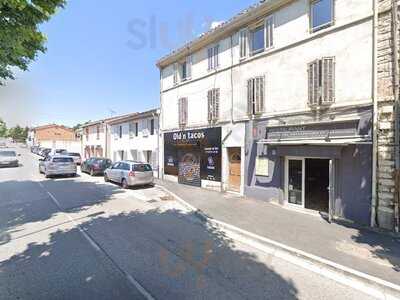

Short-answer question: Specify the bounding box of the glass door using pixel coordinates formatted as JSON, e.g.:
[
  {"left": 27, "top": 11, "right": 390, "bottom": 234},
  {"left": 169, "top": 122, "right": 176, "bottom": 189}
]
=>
[{"left": 286, "top": 158, "right": 304, "bottom": 206}]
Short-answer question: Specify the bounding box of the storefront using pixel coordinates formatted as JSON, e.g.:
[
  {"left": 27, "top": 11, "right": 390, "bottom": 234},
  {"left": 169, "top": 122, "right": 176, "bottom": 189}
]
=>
[
  {"left": 163, "top": 127, "right": 222, "bottom": 187},
  {"left": 245, "top": 109, "right": 373, "bottom": 225}
]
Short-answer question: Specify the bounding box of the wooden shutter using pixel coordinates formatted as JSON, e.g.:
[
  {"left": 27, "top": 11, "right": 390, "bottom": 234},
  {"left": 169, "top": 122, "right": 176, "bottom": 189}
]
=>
[
  {"left": 247, "top": 79, "right": 254, "bottom": 115},
  {"left": 214, "top": 45, "right": 219, "bottom": 68},
  {"left": 240, "top": 30, "right": 248, "bottom": 58},
  {"left": 265, "top": 16, "right": 274, "bottom": 48},
  {"left": 256, "top": 76, "right": 265, "bottom": 114},
  {"left": 186, "top": 56, "right": 192, "bottom": 79},
  {"left": 215, "top": 89, "right": 220, "bottom": 120},
  {"left": 307, "top": 60, "right": 319, "bottom": 106},
  {"left": 173, "top": 63, "right": 178, "bottom": 84},
  {"left": 207, "top": 90, "right": 213, "bottom": 122},
  {"left": 321, "top": 57, "right": 335, "bottom": 104}
]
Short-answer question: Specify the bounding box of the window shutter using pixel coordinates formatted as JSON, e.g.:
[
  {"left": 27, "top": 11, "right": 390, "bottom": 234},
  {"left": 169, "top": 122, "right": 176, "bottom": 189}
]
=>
[
  {"left": 214, "top": 45, "right": 219, "bottom": 67},
  {"left": 186, "top": 56, "right": 192, "bottom": 79},
  {"left": 208, "top": 48, "right": 213, "bottom": 70},
  {"left": 307, "top": 60, "right": 319, "bottom": 106},
  {"left": 240, "top": 30, "right": 248, "bottom": 58},
  {"left": 257, "top": 76, "right": 265, "bottom": 114},
  {"left": 265, "top": 16, "right": 274, "bottom": 48},
  {"left": 173, "top": 63, "right": 178, "bottom": 84},
  {"left": 207, "top": 90, "right": 213, "bottom": 122},
  {"left": 321, "top": 57, "right": 335, "bottom": 104},
  {"left": 215, "top": 88, "right": 220, "bottom": 120},
  {"left": 247, "top": 79, "right": 254, "bottom": 115}
]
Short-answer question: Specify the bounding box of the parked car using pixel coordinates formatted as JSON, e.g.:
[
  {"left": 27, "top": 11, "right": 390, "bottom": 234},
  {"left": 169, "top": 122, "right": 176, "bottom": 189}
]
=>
[
  {"left": 104, "top": 161, "right": 153, "bottom": 189},
  {"left": 39, "top": 155, "right": 77, "bottom": 178},
  {"left": 0, "top": 150, "right": 19, "bottom": 168},
  {"left": 81, "top": 157, "right": 112, "bottom": 176},
  {"left": 0, "top": 141, "right": 7, "bottom": 148},
  {"left": 39, "top": 148, "right": 51, "bottom": 157},
  {"left": 63, "top": 152, "right": 82, "bottom": 165}
]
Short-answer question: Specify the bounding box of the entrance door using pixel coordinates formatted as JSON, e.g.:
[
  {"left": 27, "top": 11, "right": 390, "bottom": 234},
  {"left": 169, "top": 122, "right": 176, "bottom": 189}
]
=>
[
  {"left": 228, "top": 148, "right": 241, "bottom": 192},
  {"left": 305, "top": 159, "right": 330, "bottom": 213}
]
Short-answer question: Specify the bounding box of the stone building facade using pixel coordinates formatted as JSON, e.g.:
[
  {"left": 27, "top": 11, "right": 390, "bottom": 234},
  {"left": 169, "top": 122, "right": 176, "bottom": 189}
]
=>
[{"left": 376, "top": 0, "right": 400, "bottom": 230}]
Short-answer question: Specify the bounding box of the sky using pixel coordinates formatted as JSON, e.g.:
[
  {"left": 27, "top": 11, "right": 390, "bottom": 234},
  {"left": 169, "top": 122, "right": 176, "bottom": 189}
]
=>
[{"left": 0, "top": 0, "right": 254, "bottom": 128}]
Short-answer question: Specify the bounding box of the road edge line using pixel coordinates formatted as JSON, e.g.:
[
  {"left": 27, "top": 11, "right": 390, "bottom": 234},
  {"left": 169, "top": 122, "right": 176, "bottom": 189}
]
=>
[{"left": 157, "top": 184, "right": 400, "bottom": 300}]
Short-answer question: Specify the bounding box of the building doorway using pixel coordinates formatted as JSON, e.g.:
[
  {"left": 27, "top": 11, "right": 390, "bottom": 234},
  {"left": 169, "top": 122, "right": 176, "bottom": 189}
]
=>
[
  {"left": 305, "top": 159, "right": 330, "bottom": 213},
  {"left": 228, "top": 148, "right": 241, "bottom": 192},
  {"left": 286, "top": 157, "right": 331, "bottom": 214}
]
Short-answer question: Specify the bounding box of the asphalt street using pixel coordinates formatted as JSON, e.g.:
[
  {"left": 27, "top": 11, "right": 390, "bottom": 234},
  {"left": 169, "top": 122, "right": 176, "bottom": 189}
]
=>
[{"left": 0, "top": 145, "right": 378, "bottom": 300}]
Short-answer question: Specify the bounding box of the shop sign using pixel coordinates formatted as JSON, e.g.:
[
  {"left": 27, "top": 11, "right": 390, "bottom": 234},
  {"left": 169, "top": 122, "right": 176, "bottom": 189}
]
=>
[{"left": 265, "top": 121, "right": 359, "bottom": 141}]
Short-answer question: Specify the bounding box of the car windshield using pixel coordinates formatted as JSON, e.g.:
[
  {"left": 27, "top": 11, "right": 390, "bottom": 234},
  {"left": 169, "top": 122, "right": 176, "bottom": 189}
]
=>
[
  {"left": 53, "top": 157, "right": 74, "bottom": 163},
  {"left": 67, "top": 153, "right": 81, "bottom": 157},
  {"left": 0, "top": 151, "right": 16, "bottom": 157},
  {"left": 133, "top": 164, "right": 152, "bottom": 172}
]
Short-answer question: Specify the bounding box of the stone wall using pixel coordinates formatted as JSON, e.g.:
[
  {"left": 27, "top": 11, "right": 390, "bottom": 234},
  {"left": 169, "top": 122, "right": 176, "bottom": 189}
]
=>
[{"left": 376, "top": 0, "right": 399, "bottom": 230}]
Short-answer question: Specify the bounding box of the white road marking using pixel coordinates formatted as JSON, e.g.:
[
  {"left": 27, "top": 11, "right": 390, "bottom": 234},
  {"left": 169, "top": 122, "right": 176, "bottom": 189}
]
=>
[{"left": 37, "top": 180, "right": 155, "bottom": 300}]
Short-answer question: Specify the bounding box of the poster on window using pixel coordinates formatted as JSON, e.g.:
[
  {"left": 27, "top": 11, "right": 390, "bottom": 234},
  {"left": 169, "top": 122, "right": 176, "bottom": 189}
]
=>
[{"left": 164, "top": 127, "right": 222, "bottom": 183}]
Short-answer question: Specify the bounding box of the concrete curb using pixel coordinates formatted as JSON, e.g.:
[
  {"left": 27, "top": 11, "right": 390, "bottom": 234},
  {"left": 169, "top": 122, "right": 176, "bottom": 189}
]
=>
[{"left": 157, "top": 184, "right": 400, "bottom": 300}]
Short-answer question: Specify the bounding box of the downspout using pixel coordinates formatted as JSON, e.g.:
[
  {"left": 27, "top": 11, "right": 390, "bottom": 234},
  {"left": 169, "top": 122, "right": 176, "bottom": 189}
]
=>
[
  {"left": 392, "top": 0, "right": 400, "bottom": 233},
  {"left": 230, "top": 34, "right": 234, "bottom": 124},
  {"left": 371, "top": 0, "right": 379, "bottom": 227}
]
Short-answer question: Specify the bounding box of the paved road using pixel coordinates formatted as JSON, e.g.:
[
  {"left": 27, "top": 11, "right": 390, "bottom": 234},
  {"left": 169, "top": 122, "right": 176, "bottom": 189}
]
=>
[{"left": 0, "top": 146, "right": 378, "bottom": 299}]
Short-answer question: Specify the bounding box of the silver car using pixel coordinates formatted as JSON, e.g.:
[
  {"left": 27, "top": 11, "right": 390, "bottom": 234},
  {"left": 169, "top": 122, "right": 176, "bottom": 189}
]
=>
[
  {"left": 39, "top": 155, "right": 77, "bottom": 178},
  {"left": 104, "top": 161, "right": 154, "bottom": 189},
  {"left": 63, "top": 152, "right": 82, "bottom": 165},
  {"left": 0, "top": 150, "right": 19, "bottom": 167}
]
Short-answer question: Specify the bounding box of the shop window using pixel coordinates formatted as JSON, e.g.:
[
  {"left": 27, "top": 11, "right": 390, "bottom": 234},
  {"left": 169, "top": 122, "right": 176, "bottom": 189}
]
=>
[
  {"left": 207, "top": 88, "right": 220, "bottom": 123},
  {"left": 308, "top": 57, "right": 335, "bottom": 108}
]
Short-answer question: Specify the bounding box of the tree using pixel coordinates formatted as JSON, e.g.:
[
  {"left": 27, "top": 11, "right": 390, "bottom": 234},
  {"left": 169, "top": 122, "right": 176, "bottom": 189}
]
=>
[
  {"left": 7, "top": 125, "right": 28, "bottom": 141},
  {"left": 0, "top": 118, "right": 7, "bottom": 137},
  {"left": 0, "top": 0, "right": 66, "bottom": 85}
]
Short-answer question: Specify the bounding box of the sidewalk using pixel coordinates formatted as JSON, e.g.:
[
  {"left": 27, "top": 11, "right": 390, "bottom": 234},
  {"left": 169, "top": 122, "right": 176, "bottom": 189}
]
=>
[{"left": 156, "top": 179, "right": 400, "bottom": 286}]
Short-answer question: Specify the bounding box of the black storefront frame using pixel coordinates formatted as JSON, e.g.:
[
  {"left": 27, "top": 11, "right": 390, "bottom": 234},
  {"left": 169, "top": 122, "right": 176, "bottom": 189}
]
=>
[{"left": 164, "top": 127, "right": 222, "bottom": 187}]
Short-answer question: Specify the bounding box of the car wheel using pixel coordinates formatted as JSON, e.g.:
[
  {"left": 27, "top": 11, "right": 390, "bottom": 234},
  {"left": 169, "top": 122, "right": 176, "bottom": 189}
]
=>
[
  {"left": 90, "top": 169, "right": 95, "bottom": 176},
  {"left": 121, "top": 178, "right": 128, "bottom": 189},
  {"left": 104, "top": 173, "right": 109, "bottom": 182}
]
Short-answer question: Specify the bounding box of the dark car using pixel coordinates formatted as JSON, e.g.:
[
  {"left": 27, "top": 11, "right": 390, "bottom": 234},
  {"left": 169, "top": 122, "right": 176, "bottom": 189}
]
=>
[{"left": 81, "top": 157, "right": 112, "bottom": 176}]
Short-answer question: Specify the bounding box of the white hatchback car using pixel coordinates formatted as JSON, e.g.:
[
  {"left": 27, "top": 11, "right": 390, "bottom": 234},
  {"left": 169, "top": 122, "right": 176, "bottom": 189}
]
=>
[
  {"left": 104, "top": 161, "right": 153, "bottom": 189},
  {"left": 39, "top": 155, "right": 77, "bottom": 178}
]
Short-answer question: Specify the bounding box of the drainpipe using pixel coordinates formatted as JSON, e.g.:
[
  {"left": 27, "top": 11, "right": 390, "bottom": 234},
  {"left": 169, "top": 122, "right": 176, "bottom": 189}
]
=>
[
  {"left": 392, "top": 0, "right": 400, "bottom": 233},
  {"left": 230, "top": 34, "right": 234, "bottom": 124},
  {"left": 371, "top": 0, "right": 379, "bottom": 228}
]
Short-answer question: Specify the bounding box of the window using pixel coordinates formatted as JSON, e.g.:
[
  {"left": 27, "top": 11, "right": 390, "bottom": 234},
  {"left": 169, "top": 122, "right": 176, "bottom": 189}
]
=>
[
  {"left": 308, "top": 57, "right": 335, "bottom": 108},
  {"left": 239, "top": 30, "right": 248, "bottom": 59},
  {"left": 178, "top": 97, "right": 188, "bottom": 127},
  {"left": 150, "top": 119, "right": 155, "bottom": 135},
  {"left": 208, "top": 88, "right": 220, "bottom": 122},
  {"left": 96, "top": 125, "right": 100, "bottom": 140},
  {"left": 119, "top": 125, "right": 123, "bottom": 139},
  {"left": 251, "top": 25, "right": 265, "bottom": 54},
  {"left": 247, "top": 76, "right": 265, "bottom": 115},
  {"left": 129, "top": 123, "right": 134, "bottom": 139},
  {"left": 85, "top": 128, "right": 89, "bottom": 141},
  {"left": 208, "top": 45, "right": 219, "bottom": 70},
  {"left": 265, "top": 16, "right": 274, "bottom": 49},
  {"left": 311, "top": 0, "right": 333, "bottom": 32}
]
